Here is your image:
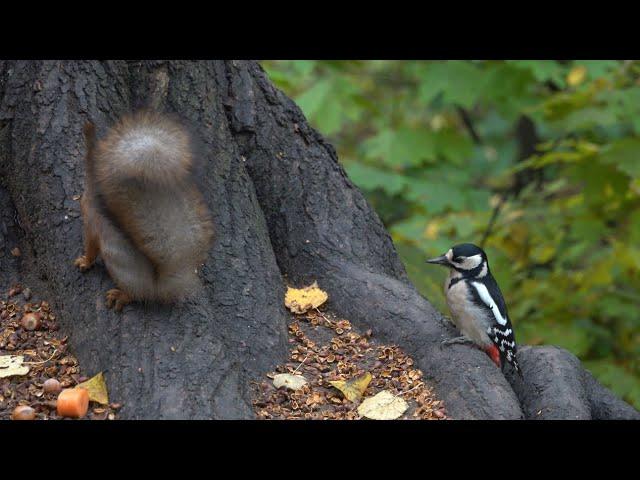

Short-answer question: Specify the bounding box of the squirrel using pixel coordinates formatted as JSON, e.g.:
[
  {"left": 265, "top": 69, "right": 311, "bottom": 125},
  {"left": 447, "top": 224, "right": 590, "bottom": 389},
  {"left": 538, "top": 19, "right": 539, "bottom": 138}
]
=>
[{"left": 74, "top": 111, "right": 214, "bottom": 311}]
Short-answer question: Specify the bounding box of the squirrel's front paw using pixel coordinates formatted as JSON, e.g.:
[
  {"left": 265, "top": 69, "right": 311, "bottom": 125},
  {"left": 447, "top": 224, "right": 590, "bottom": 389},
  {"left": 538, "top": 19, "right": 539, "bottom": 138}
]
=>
[
  {"left": 74, "top": 255, "right": 94, "bottom": 272},
  {"left": 105, "top": 289, "right": 132, "bottom": 312}
]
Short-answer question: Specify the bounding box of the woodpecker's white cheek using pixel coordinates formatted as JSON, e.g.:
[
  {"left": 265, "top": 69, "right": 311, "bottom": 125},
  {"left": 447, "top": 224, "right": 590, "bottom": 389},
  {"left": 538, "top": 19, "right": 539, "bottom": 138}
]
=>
[
  {"left": 458, "top": 254, "right": 483, "bottom": 270},
  {"left": 477, "top": 262, "right": 488, "bottom": 278}
]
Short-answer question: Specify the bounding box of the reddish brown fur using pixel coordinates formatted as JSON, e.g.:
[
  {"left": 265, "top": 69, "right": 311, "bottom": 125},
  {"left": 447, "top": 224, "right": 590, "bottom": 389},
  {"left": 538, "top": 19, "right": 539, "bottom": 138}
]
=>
[{"left": 74, "top": 111, "right": 214, "bottom": 310}]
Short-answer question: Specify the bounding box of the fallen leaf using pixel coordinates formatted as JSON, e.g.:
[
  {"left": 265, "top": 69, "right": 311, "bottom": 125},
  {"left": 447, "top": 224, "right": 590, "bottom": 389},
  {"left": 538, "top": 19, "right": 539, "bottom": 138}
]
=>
[
  {"left": 567, "top": 66, "right": 587, "bottom": 86},
  {"left": 329, "top": 372, "right": 372, "bottom": 402},
  {"left": 273, "top": 373, "right": 308, "bottom": 391},
  {"left": 357, "top": 390, "right": 408, "bottom": 420},
  {"left": 0, "top": 355, "right": 30, "bottom": 378},
  {"left": 76, "top": 372, "right": 109, "bottom": 405},
  {"left": 284, "top": 282, "right": 328, "bottom": 313}
]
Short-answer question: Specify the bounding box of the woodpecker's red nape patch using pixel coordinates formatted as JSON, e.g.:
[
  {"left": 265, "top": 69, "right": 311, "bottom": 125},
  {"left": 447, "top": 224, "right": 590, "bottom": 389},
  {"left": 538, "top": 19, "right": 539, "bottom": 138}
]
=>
[{"left": 486, "top": 345, "right": 501, "bottom": 368}]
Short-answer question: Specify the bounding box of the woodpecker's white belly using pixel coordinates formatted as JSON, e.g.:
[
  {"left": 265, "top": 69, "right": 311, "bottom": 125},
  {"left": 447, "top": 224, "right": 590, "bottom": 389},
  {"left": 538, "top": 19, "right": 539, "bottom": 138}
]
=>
[{"left": 444, "top": 271, "right": 493, "bottom": 348}]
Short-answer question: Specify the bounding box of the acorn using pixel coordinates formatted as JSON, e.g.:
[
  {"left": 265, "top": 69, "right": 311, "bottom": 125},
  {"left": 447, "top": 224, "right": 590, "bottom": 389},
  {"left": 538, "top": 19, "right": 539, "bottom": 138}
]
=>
[
  {"left": 11, "top": 405, "right": 36, "bottom": 420},
  {"left": 20, "top": 312, "right": 41, "bottom": 331}
]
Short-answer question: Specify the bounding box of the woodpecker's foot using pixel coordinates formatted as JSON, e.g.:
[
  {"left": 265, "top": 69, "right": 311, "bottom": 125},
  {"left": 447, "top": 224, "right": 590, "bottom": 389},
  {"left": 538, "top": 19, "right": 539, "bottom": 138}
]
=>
[
  {"left": 74, "top": 255, "right": 94, "bottom": 272},
  {"left": 441, "top": 336, "right": 474, "bottom": 346},
  {"left": 485, "top": 345, "right": 502, "bottom": 369},
  {"left": 105, "top": 289, "right": 132, "bottom": 312}
]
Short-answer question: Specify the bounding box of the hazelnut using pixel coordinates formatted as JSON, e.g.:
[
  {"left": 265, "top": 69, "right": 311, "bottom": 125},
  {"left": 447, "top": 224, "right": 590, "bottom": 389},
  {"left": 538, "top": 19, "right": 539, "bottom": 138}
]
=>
[
  {"left": 20, "top": 312, "right": 41, "bottom": 331},
  {"left": 12, "top": 405, "right": 36, "bottom": 420},
  {"left": 43, "top": 378, "right": 62, "bottom": 394}
]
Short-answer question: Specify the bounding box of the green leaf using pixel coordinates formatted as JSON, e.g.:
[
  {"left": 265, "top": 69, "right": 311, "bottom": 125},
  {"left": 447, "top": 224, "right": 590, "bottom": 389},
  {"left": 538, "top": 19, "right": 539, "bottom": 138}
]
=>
[
  {"left": 296, "top": 78, "right": 333, "bottom": 119},
  {"left": 417, "top": 61, "right": 486, "bottom": 108},
  {"left": 584, "top": 360, "right": 640, "bottom": 408},
  {"left": 343, "top": 163, "right": 407, "bottom": 196},
  {"left": 580, "top": 60, "right": 620, "bottom": 79},
  {"left": 599, "top": 138, "right": 640, "bottom": 179},
  {"left": 508, "top": 60, "right": 567, "bottom": 88},
  {"left": 526, "top": 322, "right": 593, "bottom": 357},
  {"left": 362, "top": 128, "right": 437, "bottom": 167}
]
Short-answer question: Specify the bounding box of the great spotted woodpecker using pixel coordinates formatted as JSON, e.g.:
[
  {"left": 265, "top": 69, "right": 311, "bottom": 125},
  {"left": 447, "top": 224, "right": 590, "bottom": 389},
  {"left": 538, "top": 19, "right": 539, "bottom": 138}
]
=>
[{"left": 426, "top": 243, "right": 522, "bottom": 377}]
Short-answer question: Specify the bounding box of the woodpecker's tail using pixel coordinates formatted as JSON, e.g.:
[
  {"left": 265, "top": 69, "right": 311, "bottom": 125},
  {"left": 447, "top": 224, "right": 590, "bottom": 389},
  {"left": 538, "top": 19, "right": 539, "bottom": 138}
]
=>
[
  {"left": 498, "top": 345, "right": 523, "bottom": 378},
  {"left": 511, "top": 356, "right": 523, "bottom": 378}
]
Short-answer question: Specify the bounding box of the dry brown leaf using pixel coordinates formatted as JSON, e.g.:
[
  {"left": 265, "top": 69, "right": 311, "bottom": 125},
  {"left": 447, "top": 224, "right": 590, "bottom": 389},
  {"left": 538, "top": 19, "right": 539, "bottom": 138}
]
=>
[
  {"left": 284, "top": 282, "right": 328, "bottom": 314},
  {"left": 0, "top": 355, "right": 30, "bottom": 378},
  {"left": 76, "top": 372, "right": 109, "bottom": 405},
  {"left": 357, "top": 390, "right": 408, "bottom": 420},
  {"left": 329, "top": 372, "right": 372, "bottom": 402}
]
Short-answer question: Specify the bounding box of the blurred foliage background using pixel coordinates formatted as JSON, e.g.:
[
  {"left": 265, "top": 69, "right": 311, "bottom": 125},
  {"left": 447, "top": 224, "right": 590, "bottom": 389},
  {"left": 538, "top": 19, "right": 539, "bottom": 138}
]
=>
[{"left": 261, "top": 60, "right": 640, "bottom": 408}]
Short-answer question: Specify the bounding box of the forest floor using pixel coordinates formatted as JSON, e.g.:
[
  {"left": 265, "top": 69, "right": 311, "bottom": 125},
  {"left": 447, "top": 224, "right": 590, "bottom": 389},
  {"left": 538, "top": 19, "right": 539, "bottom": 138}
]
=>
[
  {"left": 1, "top": 282, "right": 447, "bottom": 420},
  {"left": 0, "top": 284, "right": 120, "bottom": 420},
  {"left": 252, "top": 309, "right": 447, "bottom": 420}
]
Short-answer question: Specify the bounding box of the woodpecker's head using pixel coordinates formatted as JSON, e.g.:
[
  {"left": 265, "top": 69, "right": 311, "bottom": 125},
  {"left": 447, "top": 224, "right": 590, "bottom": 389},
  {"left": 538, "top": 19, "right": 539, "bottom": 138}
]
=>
[{"left": 426, "top": 243, "right": 488, "bottom": 276}]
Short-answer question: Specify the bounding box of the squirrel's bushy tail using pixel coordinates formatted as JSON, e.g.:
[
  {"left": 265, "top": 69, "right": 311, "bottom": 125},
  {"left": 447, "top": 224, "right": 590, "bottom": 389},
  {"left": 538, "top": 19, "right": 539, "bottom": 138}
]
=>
[
  {"left": 79, "top": 110, "right": 213, "bottom": 303},
  {"left": 94, "top": 111, "right": 193, "bottom": 187}
]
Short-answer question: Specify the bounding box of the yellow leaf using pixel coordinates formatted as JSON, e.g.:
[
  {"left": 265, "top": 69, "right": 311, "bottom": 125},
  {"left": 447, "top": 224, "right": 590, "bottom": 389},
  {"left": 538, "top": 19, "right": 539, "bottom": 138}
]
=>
[
  {"left": 77, "top": 372, "right": 109, "bottom": 405},
  {"left": 284, "top": 281, "right": 328, "bottom": 314},
  {"left": 0, "top": 355, "right": 29, "bottom": 378},
  {"left": 531, "top": 244, "right": 556, "bottom": 264},
  {"left": 329, "top": 372, "right": 372, "bottom": 402},
  {"left": 567, "top": 66, "right": 587, "bottom": 86},
  {"left": 357, "top": 390, "right": 408, "bottom": 420},
  {"left": 430, "top": 114, "right": 445, "bottom": 131},
  {"left": 489, "top": 194, "right": 502, "bottom": 208},
  {"left": 423, "top": 221, "right": 440, "bottom": 240},
  {"left": 504, "top": 209, "right": 524, "bottom": 223}
]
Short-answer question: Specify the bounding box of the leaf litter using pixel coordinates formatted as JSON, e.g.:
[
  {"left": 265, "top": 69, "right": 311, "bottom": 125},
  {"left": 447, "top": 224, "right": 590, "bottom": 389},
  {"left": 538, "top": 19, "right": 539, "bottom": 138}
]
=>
[
  {"left": 1, "top": 284, "right": 120, "bottom": 420},
  {"left": 253, "top": 301, "right": 447, "bottom": 420}
]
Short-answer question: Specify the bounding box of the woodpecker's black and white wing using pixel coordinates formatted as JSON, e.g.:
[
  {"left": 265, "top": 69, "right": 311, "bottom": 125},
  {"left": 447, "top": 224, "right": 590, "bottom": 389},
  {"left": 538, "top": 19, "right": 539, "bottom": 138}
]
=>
[{"left": 467, "top": 275, "right": 522, "bottom": 376}]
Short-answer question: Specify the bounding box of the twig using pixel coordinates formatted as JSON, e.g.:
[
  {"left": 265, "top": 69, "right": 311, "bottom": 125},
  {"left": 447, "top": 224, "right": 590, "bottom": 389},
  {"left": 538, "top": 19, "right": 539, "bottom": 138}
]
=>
[
  {"left": 292, "top": 354, "right": 308, "bottom": 374},
  {"left": 480, "top": 193, "right": 507, "bottom": 248},
  {"left": 24, "top": 347, "right": 58, "bottom": 365},
  {"left": 395, "top": 384, "right": 423, "bottom": 397},
  {"left": 314, "top": 307, "right": 332, "bottom": 324},
  {"left": 457, "top": 106, "right": 482, "bottom": 145}
]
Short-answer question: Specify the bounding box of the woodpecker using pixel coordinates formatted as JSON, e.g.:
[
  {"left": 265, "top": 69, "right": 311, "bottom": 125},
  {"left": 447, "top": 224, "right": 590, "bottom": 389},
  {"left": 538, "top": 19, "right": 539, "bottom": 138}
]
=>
[{"left": 426, "top": 243, "right": 522, "bottom": 377}]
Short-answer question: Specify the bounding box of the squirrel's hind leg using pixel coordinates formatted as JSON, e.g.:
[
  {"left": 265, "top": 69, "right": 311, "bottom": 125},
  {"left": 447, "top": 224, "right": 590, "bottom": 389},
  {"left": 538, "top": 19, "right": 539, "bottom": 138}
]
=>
[
  {"left": 74, "top": 252, "right": 97, "bottom": 272},
  {"left": 105, "top": 289, "right": 132, "bottom": 312}
]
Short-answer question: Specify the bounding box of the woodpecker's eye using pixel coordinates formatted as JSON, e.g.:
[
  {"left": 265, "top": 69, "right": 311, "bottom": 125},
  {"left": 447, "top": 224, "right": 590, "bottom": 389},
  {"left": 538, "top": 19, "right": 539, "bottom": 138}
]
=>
[{"left": 453, "top": 256, "right": 464, "bottom": 263}]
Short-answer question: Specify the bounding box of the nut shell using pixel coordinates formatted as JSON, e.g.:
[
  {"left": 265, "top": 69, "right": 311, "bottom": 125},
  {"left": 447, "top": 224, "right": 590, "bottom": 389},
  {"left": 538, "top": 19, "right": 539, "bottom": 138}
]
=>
[
  {"left": 12, "top": 405, "right": 36, "bottom": 420},
  {"left": 20, "top": 312, "right": 41, "bottom": 331}
]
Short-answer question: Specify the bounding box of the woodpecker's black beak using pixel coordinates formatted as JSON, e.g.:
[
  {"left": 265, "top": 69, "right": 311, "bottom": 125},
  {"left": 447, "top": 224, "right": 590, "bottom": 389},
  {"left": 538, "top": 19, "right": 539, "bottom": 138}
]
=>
[{"left": 426, "top": 254, "right": 449, "bottom": 266}]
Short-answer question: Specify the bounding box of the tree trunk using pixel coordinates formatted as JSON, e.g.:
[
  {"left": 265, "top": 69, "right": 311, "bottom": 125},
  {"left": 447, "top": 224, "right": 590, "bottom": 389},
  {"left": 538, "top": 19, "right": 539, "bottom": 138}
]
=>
[{"left": 0, "top": 60, "right": 636, "bottom": 419}]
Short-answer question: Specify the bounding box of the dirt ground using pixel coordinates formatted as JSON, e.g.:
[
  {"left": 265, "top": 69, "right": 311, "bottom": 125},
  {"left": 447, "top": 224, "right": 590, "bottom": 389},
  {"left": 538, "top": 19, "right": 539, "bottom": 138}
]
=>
[{"left": 253, "top": 309, "right": 447, "bottom": 420}]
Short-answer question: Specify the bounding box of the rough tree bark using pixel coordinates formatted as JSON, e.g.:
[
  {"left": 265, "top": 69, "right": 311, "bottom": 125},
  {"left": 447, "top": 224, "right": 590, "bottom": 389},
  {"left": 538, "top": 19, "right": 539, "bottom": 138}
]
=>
[{"left": 0, "top": 60, "right": 637, "bottom": 419}]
